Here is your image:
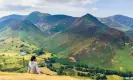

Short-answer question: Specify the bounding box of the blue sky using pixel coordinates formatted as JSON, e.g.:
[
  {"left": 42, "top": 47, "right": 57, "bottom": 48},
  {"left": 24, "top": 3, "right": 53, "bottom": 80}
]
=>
[{"left": 0, "top": 0, "right": 133, "bottom": 18}]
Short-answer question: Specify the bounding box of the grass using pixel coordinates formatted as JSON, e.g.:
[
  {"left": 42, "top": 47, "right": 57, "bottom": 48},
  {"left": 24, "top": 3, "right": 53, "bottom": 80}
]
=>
[
  {"left": 40, "top": 67, "right": 57, "bottom": 75},
  {"left": 0, "top": 52, "right": 53, "bottom": 72},
  {"left": 107, "top": 75, "right": 123, "bottom": 80},
  {"left": 39, "top": 53, "right": 52, "bottom": 59},
  {"left": 0, "top": 37, "right": 39, "bottom": 53},
  {"left": 112, "top": 45, "right": 133, "bottom": 71},
  {"left": 0, "top": 72, "right": 82, "bottom": 80}
]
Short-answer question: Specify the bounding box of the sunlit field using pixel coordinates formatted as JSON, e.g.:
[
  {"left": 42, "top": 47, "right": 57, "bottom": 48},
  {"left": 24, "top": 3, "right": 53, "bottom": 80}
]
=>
[{"left": 0, "top": 72, "right": 83, "bottom": 80}]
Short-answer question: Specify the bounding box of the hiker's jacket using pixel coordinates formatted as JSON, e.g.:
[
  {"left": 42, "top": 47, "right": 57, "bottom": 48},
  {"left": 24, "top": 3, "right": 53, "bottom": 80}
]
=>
[{"left": 28, "top": 61, "right": 40, "bottom": 74}]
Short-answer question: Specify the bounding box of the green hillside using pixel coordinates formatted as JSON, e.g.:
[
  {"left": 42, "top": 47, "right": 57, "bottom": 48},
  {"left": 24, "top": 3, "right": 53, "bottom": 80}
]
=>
[
  {"left": 43, "top": 14, "right": 133, "bottom": 71},
  {"left": 0, "top": 19, "right": 45, "bottom": 53}
]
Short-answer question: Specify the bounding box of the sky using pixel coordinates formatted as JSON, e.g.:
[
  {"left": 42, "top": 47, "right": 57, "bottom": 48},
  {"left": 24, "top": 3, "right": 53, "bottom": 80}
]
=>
[{"left": 0, "top": 0, "right": 133, "bottom": 18}]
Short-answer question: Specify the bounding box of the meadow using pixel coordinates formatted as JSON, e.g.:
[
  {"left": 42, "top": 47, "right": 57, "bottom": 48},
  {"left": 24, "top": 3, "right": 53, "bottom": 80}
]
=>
[{"left": 0, "top": 52, "right": 125, "bottom": 80}]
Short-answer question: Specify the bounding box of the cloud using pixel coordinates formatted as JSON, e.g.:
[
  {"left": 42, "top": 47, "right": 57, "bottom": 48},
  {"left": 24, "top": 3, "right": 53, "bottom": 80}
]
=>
[
  {"left": 0, "top": 0, "right": 98, "bottom": 17},
  {"left": 0, "top": 5, "right": 32, "bottom": 11},
  {"left": 0, "top": 0, "right": 97, "bottom": 8},
  {"left": 91, "top": 7, "right": 98, "bottom": 11},
  {"left": 42, "top": 0, "right": 97, "bottom": 5},
  {"left": 0, "top": 0, "right": 38, "bottom": 8}
]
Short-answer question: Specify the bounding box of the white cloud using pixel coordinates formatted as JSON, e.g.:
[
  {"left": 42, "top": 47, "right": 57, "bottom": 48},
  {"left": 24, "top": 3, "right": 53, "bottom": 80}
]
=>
[
  {"left": 0, "top": 0, "right": 98, "bottom": 17},
  {"left": 0, "top": 0, "right": 38, "bottom": 6},
  {"left": 43, "top": 0, "right": 97, "bottom": 5},
  {"left": 0, "top": 0, "right": 97, "bottom": 7},
  {"left": 91, "top": 7, "right": 98, "bottom": 11},
  {"left": 80, "top": 0, "right": 97, "bottom": 4}
]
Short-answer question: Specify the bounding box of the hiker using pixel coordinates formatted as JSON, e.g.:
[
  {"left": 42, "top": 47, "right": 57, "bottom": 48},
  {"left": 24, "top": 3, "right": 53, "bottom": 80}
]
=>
[{"left": 27, "top": 56, "right": 40, "bottom": 74}]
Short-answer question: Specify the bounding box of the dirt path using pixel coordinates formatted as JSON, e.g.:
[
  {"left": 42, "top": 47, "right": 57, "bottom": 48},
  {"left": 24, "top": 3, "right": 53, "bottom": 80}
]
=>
[{"left": 0, "top": 72, "right": 89, "bottom": 80}]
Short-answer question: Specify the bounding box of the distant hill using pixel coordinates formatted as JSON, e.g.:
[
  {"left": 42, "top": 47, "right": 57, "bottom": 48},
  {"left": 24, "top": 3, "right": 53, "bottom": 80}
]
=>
[
  {"left": 0, "top": 14, "right": 25, "bottom": 22},
  {"left": 99, "top": 15, "right": 133, "bottom": 31},
  {"left": 126, "top": 29, "right": 133, "bottom": 36}
]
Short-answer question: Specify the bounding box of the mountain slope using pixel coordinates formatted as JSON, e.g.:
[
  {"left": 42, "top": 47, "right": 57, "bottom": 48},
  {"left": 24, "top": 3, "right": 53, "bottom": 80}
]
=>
[
  {"left": 99, "top": 15, "right": 133, "bottom": 31},
  {"left": 111, "top": 15, "right": 133, "bottom": 28},
  {"left": 26, "top": 12, "right": 76, "bottom": 35},
  {"left": 44, "top": 14, "right": 131, "bottom": 70},
  {"left": 0, "top": 19, "right": 45, "bottom": 52}
]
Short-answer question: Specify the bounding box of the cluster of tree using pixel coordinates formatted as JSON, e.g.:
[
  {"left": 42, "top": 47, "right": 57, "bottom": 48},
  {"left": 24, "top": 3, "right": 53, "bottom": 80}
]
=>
[
  {"left": 77, "top": 72, "right": 106, "bottom": 80},
  {"left": 33, "top": 48, "right": 45, "bottom": 55},
  {"left": 46, "top": 59, "right": 75, "bottom": 76},
  {"left": 105, "top": 70, "right": 133, "bottom": 77},
  {"left": 45, "top": 58, "right": 56, "bottom": 63},
  {"left": 38, "top": 60, "right": 45, "bottom": 67},
  {"left": 45, "top": 58, "right": 133, "bottom": 79},
  {"left": 62, "top": 65, "right": 74, "bottom": 69},
  {"left": 56, "top": 67, "right": 66, "bottom": 75},
  {"left": 46, "top": 63, "right": 56, "bottom": 72},
  {"left": 75, "top": 64, "right": 133, "bottom": 77},
  {"left": 56, "top": 66, "right": 76, "bottom": 76}
]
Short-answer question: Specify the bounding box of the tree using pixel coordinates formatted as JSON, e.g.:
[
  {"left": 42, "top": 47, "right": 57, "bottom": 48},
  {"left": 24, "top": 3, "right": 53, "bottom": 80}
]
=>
[
  {"left": 33, "top": 48, "right": 45, "bottom": 55},
  {"left": 57, "top": 69, "right": 63, "bottom": 75}
]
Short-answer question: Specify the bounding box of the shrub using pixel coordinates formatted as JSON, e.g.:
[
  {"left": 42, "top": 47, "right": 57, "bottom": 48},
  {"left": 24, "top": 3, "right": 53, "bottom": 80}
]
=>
[{"left": 33, "top": 48, "right": 45, "bottom": 55}]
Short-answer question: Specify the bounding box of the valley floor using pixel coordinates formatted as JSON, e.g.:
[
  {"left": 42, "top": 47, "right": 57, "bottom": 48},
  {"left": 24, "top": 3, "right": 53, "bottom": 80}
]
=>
[{"left": 0, "top": 72, "right": 89, "bottom": 80}]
